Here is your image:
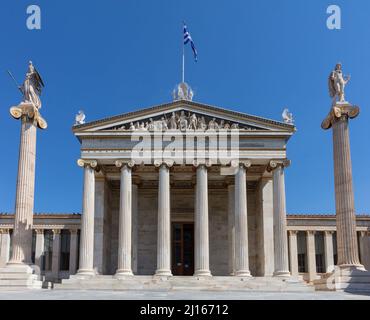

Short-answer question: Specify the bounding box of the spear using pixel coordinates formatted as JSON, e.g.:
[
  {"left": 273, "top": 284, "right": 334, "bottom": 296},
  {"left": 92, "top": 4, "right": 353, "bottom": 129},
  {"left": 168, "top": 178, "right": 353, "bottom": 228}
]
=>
[{"left": 7, "top": 70, "right": 23, "bottom": 94}]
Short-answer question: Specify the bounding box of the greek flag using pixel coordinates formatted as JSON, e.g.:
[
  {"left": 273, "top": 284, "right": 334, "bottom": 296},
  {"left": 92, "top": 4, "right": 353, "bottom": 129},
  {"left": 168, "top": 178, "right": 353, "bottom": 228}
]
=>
[{"left": 183, "top": 23, "right": 198, "bottom": 62}]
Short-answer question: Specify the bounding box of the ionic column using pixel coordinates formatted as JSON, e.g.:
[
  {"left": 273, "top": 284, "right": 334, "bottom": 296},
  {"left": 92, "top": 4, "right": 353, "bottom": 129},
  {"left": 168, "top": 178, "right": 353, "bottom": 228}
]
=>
[
  {"left": 69, "top": 230, "right": 79, "bottom": 275},
  {"left": 154, "top": 160, "right": 173, "bottom": 277},
  {"left": 115, "top": 160, "right": 135, "bottom": 277},
  {"left": 288, "top": 230, "right": 299, "bottom": 277},
  {"left": 359, "top": 231, "right": 370, "bottom": 271},
  {"left": 132, "top": 182, "right": 139, "bottom": 274},
  {"left": 269, "top": 160, "right": 290, "bottom": 277},
  {"left": 0, "top": 229, "right": 11, "bottom": 267},
  {"left": 322, "top": 105, "right": 363, "bottom": 269},
  {"left": 324, "top": 231, "right": 335, "bottom": 273},
  {"left": 194, "top": 161, "right": 212, "bottom": 277},
  {"left": 8, "top": 115, "right": 38, "bottom": 265},
  {"left": 306, "top": 231, "right": 317, "bottom": 282},
  {"left": 51, "top": 229, "right": 61, "bottom": 280},
  {"left": 234, "top": 161, "right": 251, "bottom": 277},
  {"left": 77, "top": 159, "right": 97, "bottom": 276},
  {"left": 227, "top": 183, "right": 235, "bottom": 275},
  {"left": 34, "top": 229, "right": 44, "bottom": 271}
]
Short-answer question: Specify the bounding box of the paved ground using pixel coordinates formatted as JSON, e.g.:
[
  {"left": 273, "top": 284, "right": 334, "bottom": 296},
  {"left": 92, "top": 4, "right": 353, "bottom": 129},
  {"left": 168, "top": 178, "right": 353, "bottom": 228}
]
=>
[{"left": 0, "top": 290, "right": 369, "bottom": 300}]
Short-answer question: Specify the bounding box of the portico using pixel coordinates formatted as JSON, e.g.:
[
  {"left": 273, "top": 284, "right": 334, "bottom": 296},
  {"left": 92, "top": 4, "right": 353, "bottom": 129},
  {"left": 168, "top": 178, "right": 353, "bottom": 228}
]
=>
[{"left": 65, "top": 97, "right": 296, "bottom": 281}]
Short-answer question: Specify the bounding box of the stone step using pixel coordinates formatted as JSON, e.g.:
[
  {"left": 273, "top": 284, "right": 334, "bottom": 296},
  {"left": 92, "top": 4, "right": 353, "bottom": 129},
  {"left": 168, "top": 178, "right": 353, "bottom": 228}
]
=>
[
  {"left": 0, "top": 273, "right": 39, "bottom": 280},
  {"left": 55, "top": 276, "right": 314, "bottom": 292}
]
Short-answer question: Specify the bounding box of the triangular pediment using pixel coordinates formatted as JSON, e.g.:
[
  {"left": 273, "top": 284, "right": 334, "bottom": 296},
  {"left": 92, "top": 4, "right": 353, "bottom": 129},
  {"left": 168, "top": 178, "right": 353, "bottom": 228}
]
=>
[{"left": 73, "top": 100, "right": 295, "bottom": 134}]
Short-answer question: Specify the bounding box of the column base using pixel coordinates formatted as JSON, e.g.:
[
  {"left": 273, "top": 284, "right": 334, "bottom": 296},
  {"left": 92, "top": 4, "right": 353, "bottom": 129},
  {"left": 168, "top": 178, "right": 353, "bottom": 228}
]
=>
[
  {"left": 115, "top": 269, "right": 134, "bottom": 278},
  {"left": 235, "top": 270, "right": 252, "bottom": 277},
  {"left": 194, "top": 270, "right": 212, "bottom": 277},
  {"left": 154, "top": 269, "right": 173, "bottom": 277},
  {"left": 0, "top": 263, "right": 42, "bottom": 289},
  {"left": 314, "top": 265, "right": 370, "bottom": 292},
  {"left": 273, "top": 270, "right": 291, "bottom": 277},
  {"left": 76, "top": 269, "right": 96, "bottom": 277}
]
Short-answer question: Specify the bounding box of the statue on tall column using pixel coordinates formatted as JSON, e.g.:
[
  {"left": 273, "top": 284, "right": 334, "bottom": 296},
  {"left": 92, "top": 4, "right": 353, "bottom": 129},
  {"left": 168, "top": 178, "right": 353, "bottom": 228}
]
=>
[
  {"left": 9, "top": 61, "right": 47, "bottom": 129},
  {"left": 20, "top": 61, "right": 44, "bottom": 109},
  {"left": 328, "top": 63, "right": 350, "bottom": 105}
]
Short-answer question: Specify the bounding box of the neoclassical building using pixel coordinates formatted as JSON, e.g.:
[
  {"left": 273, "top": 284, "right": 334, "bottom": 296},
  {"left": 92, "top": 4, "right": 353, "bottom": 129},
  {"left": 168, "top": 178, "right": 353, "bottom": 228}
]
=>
[{"left": 0, "top": 88, "right": 369, "bottom": 290}]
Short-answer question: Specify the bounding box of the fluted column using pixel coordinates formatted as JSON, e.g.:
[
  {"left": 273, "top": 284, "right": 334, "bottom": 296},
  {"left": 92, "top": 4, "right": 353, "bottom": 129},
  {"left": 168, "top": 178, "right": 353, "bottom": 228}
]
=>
[
  {"left": 306, "top": 231, "right": 317, "bottom": 282},
  {"left": 132, "top": 183, "right": 139, "bottom": 274},
  {"left": 234, "top": 161, "right": 251, "bottom": 277},
  {"left": 359, "top": 231, "right": 370, "bottom": 271},
  {"left": 288, "top": 230, "right": 299, "bottom": 277},
  {"left": 324, "top": 231, "right": 335, "bottom": 273},
  {"left": 0, "top": 229, "right": 11, "bottom": 267},
  {"left": 34, "top": 229, "right": 44, "bottom": 271},
  {"left": 51, "top": 229, "right": 61, "bottom": 280},
  {"left": 227, "top": 183, "right": 235, "bottom": 275},
  {"left": 194, "top": 162, "right": 212, "bottom": 277},
  {"left": 8, "top": 116, "right": 37, "bottom": 265},
  {"left": 154, "top": 160, "right": 173, "bottom": 276},
  {"left": 115, "top": 160, "right": 135, "bottom": 277},
  {"left": 69, "top": 230, "right": 79, "bottom": 275},
  {"left": 269, "top": 160, "right": 290, "bottom": 277},
  {"left": 77, "top": 159, "right": 97, "bottom": 276},
  {"left": 322, "top": 104, "right": 363, "bottom": 269}
]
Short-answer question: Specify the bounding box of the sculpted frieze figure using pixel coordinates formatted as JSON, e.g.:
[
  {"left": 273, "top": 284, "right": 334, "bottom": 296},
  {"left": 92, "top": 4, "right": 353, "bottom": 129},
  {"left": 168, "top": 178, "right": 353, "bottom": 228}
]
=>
[
  {"left": 188, "top": 113, "right": 198, "bottom": 130},
  {"left": 328, "top": 63, "right": 350, "bottom": 105},
  {"left": 169, "top": 112, "right": 177, "bottom": 129}
]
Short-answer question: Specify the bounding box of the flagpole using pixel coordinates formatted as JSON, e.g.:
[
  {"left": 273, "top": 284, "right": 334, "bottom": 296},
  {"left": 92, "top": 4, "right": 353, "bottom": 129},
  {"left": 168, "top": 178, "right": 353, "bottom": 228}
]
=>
[{"left": 182, "top": 23, "right": 185, "bottom": 83}]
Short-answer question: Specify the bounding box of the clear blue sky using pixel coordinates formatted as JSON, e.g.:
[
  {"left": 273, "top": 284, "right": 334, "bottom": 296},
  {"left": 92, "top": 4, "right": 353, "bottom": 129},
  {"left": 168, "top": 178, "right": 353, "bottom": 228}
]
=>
[{"left": 0, "top": 0, "right": 369, "bottom": 214}]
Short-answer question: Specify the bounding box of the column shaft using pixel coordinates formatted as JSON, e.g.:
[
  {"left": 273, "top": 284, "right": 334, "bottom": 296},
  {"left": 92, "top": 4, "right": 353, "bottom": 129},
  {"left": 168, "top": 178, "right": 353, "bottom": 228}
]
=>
[
  {"left": 0, "top": 230, "right": 11, "bottom": 267},
  {"left": 324, "top": 231, "right": 335, "bottom": 273},
  {"left": 227, "top": 185, "right": 235, "bottom": 275},
  {"left": 9, "top": 118, "right": 37, "bottom": 265},
  {"left": 132, "top": 184, "right": 138, "bottom": 274},
  {"left": 77, "top": 164, "right": 96, "bottom": 275},
  {"left": 116, "top": 165, "right": 133, "bottom": 276},
  {"left": 34, "top": 229, "right": 44, "bottom": 271},
  {"left": 51, "top": 230, "right": 61, "bottom": 280},
  {"left": 155, "top": 164, "right": 172, "bottom": 276},
  {"left": 234, "top": 165, "right": 251, "bottom": 276},
  {"left": 272, "top": 165, "right": 290, "bottom": 276},
  {"left": 288, "top": 231, "right": 299, "bottom": 277},
  {"left": 306, "top": 231, "right": 317, "bottom": 282},
  {"left": 332, "top": 117, "right": 362, "bottom": 267},
  {"left": 69, "top": 230, "right": 79, "bottom": 275},
  {"left": 194, "top": 165, "right": 211, "bottom": 277}
]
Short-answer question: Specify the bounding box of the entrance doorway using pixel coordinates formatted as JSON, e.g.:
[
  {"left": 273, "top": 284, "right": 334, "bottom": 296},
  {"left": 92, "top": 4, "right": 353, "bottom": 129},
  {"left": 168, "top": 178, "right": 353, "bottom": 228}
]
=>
[{"left": 172, "top": 222, "right": 194, "bottom": 276}]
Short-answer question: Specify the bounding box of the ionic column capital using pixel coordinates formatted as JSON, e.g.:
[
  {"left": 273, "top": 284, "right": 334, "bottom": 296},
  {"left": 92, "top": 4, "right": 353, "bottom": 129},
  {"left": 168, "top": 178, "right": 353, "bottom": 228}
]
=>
[
  {"left": 324, "top": 230, "right": 335, "bottom": 236},
  {"left": 288, "top": 230, "right": 298, "bottom": 236},
  {"left": 52, "top": 229, "right": 62, "bottom": 235},
  {"left": 306, "top": 230, "right": 316, "bottom": 235},
  {"left": 230, "top": 159, "right": 252, "bottom": 169},
  {"left": 34, "top": 229, "right": 44, "bottom": 235},
  {"left": 267, "top": 159, "right": 291, "bottom": 172},
  {"left": 77, "top": 159, "right": 98, "bottom": 169},
  {"left": 193, "top": 160, "right": 212, "bottom": 168},
  {"left": 69, "top": 229, "right": 79, "bottom": 235},
  {"left": 0, "top": 228, "right": 10, "bottom": 234},
  {"left": 154, "top": 159, "right": 174, "bottom": 168},
  {"left": 115, "top": 160, "right": 135, "bottom": 169}
]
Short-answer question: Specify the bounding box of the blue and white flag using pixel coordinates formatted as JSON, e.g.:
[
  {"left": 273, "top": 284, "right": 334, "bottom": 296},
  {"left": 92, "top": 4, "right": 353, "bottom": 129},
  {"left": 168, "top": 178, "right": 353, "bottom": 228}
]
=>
[{"left": 183, "top": 23, "right": 198, "bottom": 62}]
